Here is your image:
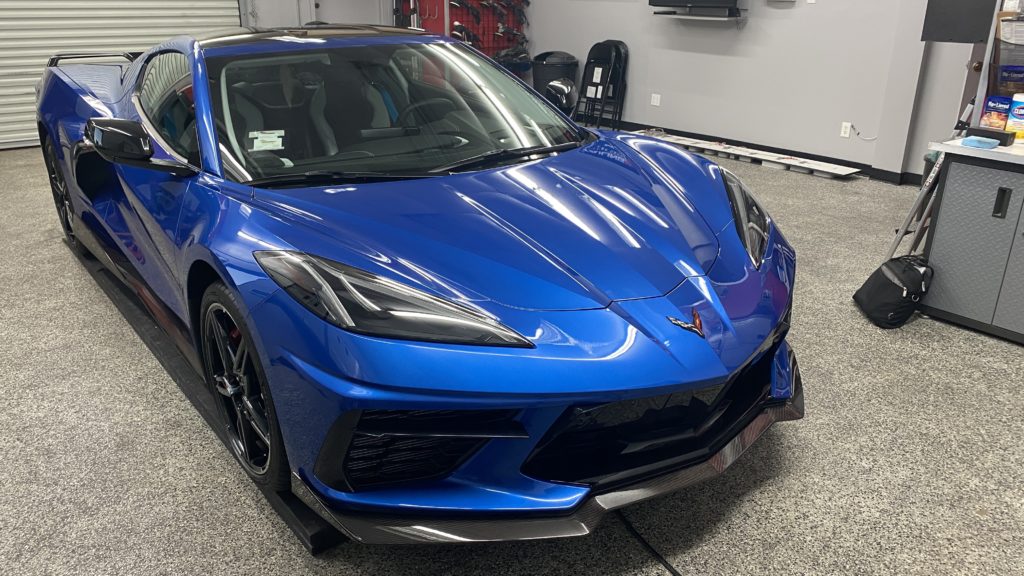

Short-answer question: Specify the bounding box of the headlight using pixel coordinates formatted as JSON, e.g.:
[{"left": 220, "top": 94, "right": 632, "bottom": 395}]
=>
[
  {"left": 722, "top": 169, "right": 771, "bottom": 267},
  {"left": 255, "top": 251, "right": 533, "bottom": 348}
]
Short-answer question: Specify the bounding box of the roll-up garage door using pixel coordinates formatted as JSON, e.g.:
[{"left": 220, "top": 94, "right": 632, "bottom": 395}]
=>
[{"left": 0, "top": 0, "right": 241, "bottom": 148}]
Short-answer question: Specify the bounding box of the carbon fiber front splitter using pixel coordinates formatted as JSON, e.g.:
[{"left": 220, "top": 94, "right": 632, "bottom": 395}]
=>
[{"left": 289, "top": 377, "right": 805, "bottom": 545}]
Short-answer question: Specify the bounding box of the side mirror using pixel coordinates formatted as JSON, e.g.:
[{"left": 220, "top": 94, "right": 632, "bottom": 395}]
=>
[
  {"left": 86, "top": 118, "right": 196, "bottom": 177},
  {"left": 87, "top": 118, "right": 152, "bottom": 162}
]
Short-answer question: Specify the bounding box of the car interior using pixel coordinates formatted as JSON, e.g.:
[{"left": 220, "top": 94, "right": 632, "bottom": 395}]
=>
[
  {"left": 137, "top": 51, "right": 202, "bottom": 166},
  {"left": 151, "top": 83, "right": 201, "bottom": 165},
  {"left": 207, "top": 44, "right": 579, "bottom": 181}
]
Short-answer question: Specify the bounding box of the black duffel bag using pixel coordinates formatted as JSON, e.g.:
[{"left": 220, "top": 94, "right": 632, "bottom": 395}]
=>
[{"left": 853, "top": 255, "right": 934, "bottom": 329}]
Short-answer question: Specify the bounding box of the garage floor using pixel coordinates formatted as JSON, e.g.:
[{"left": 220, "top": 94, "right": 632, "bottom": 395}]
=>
[{"left": 1, "top": 146, "right": 1021, "bottom": 575}]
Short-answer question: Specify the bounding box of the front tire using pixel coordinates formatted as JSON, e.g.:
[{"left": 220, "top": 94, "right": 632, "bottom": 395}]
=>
[
  {"left": 41, "top": 135, "right": 87, "bottom": 256},
  {"left": 200, "top": 283, "right": 290, "bottom": 491}
]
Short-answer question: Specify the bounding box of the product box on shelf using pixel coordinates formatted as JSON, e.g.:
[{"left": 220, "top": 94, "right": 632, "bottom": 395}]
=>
[{"left": 982, "top": 95, "right": 1013, "bottom": 129}]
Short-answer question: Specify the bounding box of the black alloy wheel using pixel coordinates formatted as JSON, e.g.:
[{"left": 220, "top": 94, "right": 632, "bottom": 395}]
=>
[
  {"left": 201, "top": 284, "right": 289, "bottom": 489},
  {"left": 42, "top": 136, "right": 83, "bottom": 254}
]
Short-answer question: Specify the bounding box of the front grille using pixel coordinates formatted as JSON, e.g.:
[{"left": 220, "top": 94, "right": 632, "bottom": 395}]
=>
[
  {"left": 317, "top": 409, "right": 523, "bottom": 492},
  {"left": 522, "top": 344, "right": 777, "bottom": 490},
  {"left": 344, "top": 434, "right": 487, "bottom": 490}
]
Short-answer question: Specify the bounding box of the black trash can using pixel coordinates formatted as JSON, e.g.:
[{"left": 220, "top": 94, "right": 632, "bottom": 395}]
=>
[{"left": 532, "top": 51, "right": 578, "bottom": 92}]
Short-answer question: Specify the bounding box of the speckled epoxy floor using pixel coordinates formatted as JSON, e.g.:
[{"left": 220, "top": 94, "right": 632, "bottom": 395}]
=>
[{"left": 1, "top": 146, "right": 1021, "bottom": 575}]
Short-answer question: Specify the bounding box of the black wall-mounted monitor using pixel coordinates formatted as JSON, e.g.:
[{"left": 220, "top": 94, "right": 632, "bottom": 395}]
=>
[
  {"left": 922, "top": 0, "right": 998, "bottom": 43},
  {"left": 650, "top": 0, "right": 739, "bottom": 7}
]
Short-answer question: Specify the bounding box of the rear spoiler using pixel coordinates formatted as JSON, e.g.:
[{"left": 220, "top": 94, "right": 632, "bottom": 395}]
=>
[{"left": 46, "top": 52, "right": 142, "bottom": 67}]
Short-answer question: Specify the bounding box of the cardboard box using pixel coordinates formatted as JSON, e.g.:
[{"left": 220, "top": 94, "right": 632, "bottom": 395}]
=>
[
  {"left": 1000, "top": 11, "right": 1024, "bottom": 44},
  {"left": 981, "top": 96, "right": 1013, "bottom": 129}
]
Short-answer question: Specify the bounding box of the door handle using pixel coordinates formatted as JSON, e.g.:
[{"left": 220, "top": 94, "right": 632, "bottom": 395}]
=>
[{"left": 993, "top": 187, "right": 1012, "bottom": 219}]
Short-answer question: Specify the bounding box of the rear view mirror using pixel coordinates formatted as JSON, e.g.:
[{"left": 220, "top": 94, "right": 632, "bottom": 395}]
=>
[{"left": 86, "top": 118, "right": 196, "bottom": 177}]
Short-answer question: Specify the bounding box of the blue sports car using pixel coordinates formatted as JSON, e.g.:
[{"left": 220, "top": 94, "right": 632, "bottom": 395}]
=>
[{"left": 36, "top": 25, "right": 802, "bottom": 544}]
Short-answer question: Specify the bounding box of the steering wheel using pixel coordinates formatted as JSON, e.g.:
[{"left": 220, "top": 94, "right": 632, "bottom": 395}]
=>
[{"left": 397, "top": 98, "right": 457, "bottom": 127}]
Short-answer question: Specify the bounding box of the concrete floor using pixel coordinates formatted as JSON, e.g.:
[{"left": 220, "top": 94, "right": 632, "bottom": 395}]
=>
[{"left": 0, "top": 146, "right": 1021, "bottom": 575}]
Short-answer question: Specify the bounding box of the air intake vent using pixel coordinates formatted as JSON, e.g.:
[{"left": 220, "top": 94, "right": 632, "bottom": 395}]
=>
[
  {"left": 345, "top": 435, "right": 488, "bottom": 490},
  {"left": 317, "top": 409, "right": 525, "bottom": 492},
  {"left": 522, "top": 344, "right": 777, "bottom": 490}
]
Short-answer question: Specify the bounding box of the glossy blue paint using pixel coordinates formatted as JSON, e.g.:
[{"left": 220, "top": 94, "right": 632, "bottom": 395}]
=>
[
  {"left": 36, "top": 29, "right": 800, "bottom": 522},
  {"left": 248, "top": 137, "right": 723, "bottom": 311}
]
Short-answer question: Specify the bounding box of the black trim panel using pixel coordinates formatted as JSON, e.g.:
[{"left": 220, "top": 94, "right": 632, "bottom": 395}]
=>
[
  {"left": 198, "top": 25, "right": 427, "bottom": 47},
  {"left": 47, "top": 52, "right": 139, "bottom": 67}
]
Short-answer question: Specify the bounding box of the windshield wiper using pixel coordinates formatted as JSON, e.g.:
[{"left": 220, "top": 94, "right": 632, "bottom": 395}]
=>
[
  {"left": 247, "top": 170, "right": 432, "bottom": 189},
  {"left": 430, "top": 142, "right": 582, "bottom": 174}
]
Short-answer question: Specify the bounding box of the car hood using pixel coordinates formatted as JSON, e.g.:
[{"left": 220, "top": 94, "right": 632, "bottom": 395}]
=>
[{"left": 254, "top": 137, "right": 723, "bottom": 311}]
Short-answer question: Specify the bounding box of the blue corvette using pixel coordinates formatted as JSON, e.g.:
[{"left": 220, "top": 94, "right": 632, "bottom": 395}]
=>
[{"left": 36, "top": 25, "right": 802, "bottom": 544}]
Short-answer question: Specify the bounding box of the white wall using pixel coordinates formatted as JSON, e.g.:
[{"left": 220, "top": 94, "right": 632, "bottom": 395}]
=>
[
  {"left": 241, "top": 0, "right": 312, "bottom": 26},
  {"left": 244, "top": 0, "right": 388, "bottom": 27},
  {"left": 316, "top": 0, "right": 390, "bottom": 24},
  {"left": 527, "top": 0, "right": 971, "bottom": 177}
]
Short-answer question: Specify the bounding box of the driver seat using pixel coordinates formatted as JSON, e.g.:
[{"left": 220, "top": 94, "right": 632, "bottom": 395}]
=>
[
  {"left": 225, "top": 69, "right": 340, "bottom": 162},
  {"left": 318, "top": 61, "right": 380, "bottom": 150},
  {"left": 362, "top": 64, "right": 410, "bottom": 128}
]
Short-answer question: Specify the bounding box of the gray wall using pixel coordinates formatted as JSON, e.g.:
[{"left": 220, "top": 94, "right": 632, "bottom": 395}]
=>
[
  {"left": 905, "top": 42, "right": 974, "bottom": 175},
  {"left": 241, "top": 0, "right": 974, "bottom": 177},
  {"left": 527, "top": 0, "right": 970, "bottom": 177}
]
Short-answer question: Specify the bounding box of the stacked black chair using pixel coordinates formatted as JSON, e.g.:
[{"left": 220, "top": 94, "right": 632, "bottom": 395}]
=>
[{"left": 572, "top": 40, "right": 628, "bottom": 130}]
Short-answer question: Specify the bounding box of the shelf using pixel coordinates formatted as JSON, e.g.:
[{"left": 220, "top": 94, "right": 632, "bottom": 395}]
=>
[{"left": 653, "top": 9, "right": 745, "bottom": 21}]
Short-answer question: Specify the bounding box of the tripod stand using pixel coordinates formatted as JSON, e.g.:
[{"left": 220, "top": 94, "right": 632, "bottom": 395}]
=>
[{"left": 883, "top": 97, "right": 976, "bottom": 262}]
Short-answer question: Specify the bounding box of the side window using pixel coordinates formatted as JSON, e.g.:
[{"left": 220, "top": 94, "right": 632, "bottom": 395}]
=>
[{"left": 139, "top": 52, "right": 199, "bottom": 164}]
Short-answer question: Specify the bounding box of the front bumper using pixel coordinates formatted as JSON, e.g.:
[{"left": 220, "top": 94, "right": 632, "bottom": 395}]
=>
[
  {"left": 290, "top": 369, "right": 804, "bottom": 544},
  {"left": 246, "top": 219, "right": 801, "bottom": 543}
]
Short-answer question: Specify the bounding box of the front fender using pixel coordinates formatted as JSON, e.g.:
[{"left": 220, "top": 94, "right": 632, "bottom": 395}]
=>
[{"left": 178, "top": 176, "right": 281, "bottom": 330}]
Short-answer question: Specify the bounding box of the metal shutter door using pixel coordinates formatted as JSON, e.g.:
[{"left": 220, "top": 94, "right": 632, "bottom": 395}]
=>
[{"left": 0, "top": 0, "right": 241, "bottom": 148}]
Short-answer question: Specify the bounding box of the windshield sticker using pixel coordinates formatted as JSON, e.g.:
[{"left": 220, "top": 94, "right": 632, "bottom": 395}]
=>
[{"left": 249, "top": 130, "right": 284, "bottom": 151}]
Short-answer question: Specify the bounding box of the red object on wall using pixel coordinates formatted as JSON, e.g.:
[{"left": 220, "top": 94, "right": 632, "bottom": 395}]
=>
[
  {"left": 410, "top": 0, "right": 529, "bottom": 59},
  {"left": 418, "top": 0, "right": 447, "bottom": 35}
]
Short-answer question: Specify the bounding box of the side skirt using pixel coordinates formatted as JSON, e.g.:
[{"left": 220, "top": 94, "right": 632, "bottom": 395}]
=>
[{"left": 74, "top": 221, "right": 203, "bottom": 373}]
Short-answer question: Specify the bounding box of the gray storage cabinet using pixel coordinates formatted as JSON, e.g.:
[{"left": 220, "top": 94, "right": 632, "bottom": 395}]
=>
[{"left": 923, "top": 156, "right": 1024, "bottom": 344}]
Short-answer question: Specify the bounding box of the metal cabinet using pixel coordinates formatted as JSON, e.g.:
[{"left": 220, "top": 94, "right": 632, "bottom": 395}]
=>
[
  {"left": 923, "top": 157, "right": 1024, "bottom": 344},
  {"left": 994, "top": 216, "right": 1024, "bottom": 335}
]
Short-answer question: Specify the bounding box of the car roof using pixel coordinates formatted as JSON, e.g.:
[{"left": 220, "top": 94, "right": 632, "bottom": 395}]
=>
[{"left": 196, "top": 25, "right": 429, "bottom": 48}]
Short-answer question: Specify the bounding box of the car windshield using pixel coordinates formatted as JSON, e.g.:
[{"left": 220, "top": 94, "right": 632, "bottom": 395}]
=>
[{"left": 205, "top": 41, "right": 585, "bottom": 185}]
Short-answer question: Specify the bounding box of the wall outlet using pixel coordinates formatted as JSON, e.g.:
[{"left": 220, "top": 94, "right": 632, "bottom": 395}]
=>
[
  {"left": 840, "top": 122, "right": 852, "bottom": 139},
  {"left": 651, "top": 93, "right": 662, "bottom": 107}
]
